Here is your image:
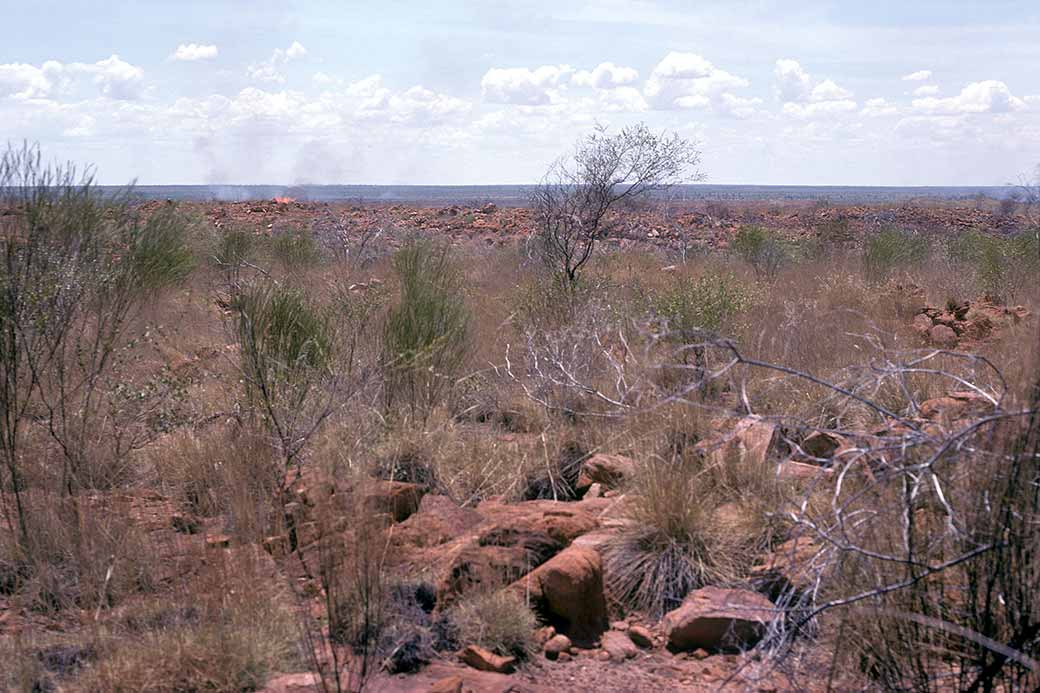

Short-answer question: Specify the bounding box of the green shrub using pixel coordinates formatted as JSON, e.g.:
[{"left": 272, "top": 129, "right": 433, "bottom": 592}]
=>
[
  {"left": 124, "top": 205, "right": 196, "bottom": 291},
  {"left": 731, "top": 225, "right": 788, "bottom": 278},
  {"left": 652, "top": 271, "right": 755, "bottom": 337},
  {"left": 862, "top": 227, "right": 930, "bottom": 280},
  {"left": 270, "top": 228, "right": 319, "bottom": 270},
  {"left": 382, "top": 239, "right": 471, "bottom": 419},
  {"left": 946, "top": 230, "right": 1039, "bottom": 303}
]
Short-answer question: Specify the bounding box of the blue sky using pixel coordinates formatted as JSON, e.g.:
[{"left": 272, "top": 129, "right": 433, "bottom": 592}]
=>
[{"left": 2, "top": 0, "right": 1038, "bottom": 185}]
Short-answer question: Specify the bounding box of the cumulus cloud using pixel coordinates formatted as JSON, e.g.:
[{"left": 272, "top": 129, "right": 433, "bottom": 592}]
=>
[
  {"left": 345, "top": 74, "right": 385, "bottom": 98},
  {"left": 783, "top": 99, "right": 857, "bottom": 118},
  {"left": 912, "top": 84, "right": 940, "bottom": 97},
  {"left": 912, "top": 80, "right": 1025, "bottom": 115},
  {"left": 811, "top": 79, "right": 852, "bottom": 102},
  {"left": 775, "top": 59, "right": 855, "bottom": 117},
  {"left": 171, "top": 43, "right": 218, "bottom": 62},
  {"left": 356, "top": 83, "right": 471, "bottom": 125},
  {"left": 644, "top": 52, "right": 751, "bottom": 114},
  {"left": 0, "top": 55, "right": 144, "bottom": 100},
  {"left": 480, "top": 64, "right": 573, "bottom": 105},
  {"left": 248, "top": 41, "right": 308, "bottom": 83},
  {"left": 862, "top": 97, "right": 898, "bottom": 117},
  {"left": 774, "top": 59, "right": 813, "bottom": 102},
  {"left": 902, "top": 70, "right": 933, "bottom": 82},
  {"left": 0, "top": 61, "right": 67, "bottom": 99},
  {"left": 572, "top": 62, "right": 639, "bottom": 88}
]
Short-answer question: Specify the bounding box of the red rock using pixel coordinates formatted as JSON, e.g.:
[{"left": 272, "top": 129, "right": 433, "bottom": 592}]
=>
[
  {"left": 459, "top": 644, "right": 516, "bottom": 674},
  {"left": 601, "top": 630, "right": 639, "bottom": 660},
  {"left": 911, "top": 313, "right": 934, "bottom": 334},
  {"left": 205, "top": 533, "right": 231, "bottom": 549},
  {"left": 544, "top": 633, "right": 572, "bottom": 660},
  {"left": 428, "top": 674, "right": 464, "bottom": 693},
  {"left": 662, "top": 587, "right": 776, "bottom": 653},
  {"left": 365, "top": 481, "right": 427, "bottom": 522},
  {"left": 628, "top": 625, "right": 654, "bottom": 649},
  {"left": 928, "top": 324, "right": 959, "bottom": 347},
  {"left": 509, "top": 545, "right": 608, "bottom": 645},
  {"left": 576, "top": 454, "right": 636, "bottom": 492}
]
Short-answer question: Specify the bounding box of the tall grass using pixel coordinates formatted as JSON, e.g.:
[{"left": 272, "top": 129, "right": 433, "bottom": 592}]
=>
[{"left": 382, "top": 238, "right": 471, "bottom": 420}]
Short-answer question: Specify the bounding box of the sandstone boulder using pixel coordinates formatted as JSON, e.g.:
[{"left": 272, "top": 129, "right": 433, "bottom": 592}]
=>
[
  {"left": 509, "top": 545, "right": 608, "bottom": 645},
  {"left": 576, "top": 454, "right": 636, "bottom": 492},
  {"left": 601, "top": 630, "right": 639, "bottom": 661},
  {"left": 662, "top": 586, "right": 776, "bottom": 653},
  {"left": 929, "top": 323, "right": 958, "bottom": 347}
]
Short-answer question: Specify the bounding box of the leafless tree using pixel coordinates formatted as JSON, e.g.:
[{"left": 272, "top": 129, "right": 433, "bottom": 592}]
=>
[{"left": 531, "top": 123, "right": 703, "bottom": 283}]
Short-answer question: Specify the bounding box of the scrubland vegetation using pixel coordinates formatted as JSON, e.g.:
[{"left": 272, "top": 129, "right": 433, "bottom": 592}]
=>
[{"left": 1, "top": 138, "right": 1038, "bottom": 692}]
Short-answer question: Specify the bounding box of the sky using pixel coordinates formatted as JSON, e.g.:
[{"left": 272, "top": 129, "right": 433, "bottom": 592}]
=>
[{"left": 1, "top": 0, "right": 1038, "bottom": 186}]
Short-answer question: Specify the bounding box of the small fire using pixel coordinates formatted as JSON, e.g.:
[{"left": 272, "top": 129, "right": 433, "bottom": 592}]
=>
[{"left": 273, "top": 196, "right": 295, "bottom": 204}]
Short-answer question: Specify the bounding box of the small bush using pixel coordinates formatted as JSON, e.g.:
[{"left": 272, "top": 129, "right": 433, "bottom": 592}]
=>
[
  {"left": 270, "top": 227, "right": 320, "bottom": 270},
  {"left": 652, "top": 271, "right": 755, "bottom": 337},
  {"left": 450, "top": 589, "right": 538, "bottom": 660},
  {"left": 382, "top": 238, "right": 471, "bottom": 419},
  {"left": 731, "top": 225, "right": 788, "bottom": 279},
  {"left": 946, "top": 229, "right": 1039, "bottom": 302},
  {"left": 862, "top": 226, "right": 930, "bottom": 280}
]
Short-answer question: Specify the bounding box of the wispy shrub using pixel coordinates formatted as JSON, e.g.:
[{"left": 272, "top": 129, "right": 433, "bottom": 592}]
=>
[
  {"left": 946, "top": 229, "right": 1039, "bottom": 302},
  {"left": 732, "top": 225, "right": 788, "bottom": 279},
  {"left": 230, "top": 281, "right": 336, "bottom": 474},
  {"left": 450, "top": 589, "right": 538, "bottom": 660},
  {"left": 382, "top": 238, "right": 471, "bottom": 420},
  {"left": 862, "top": 226, "right": 930, "bottom": 280},
  {"left": 270, "top": 227, "right": 320, "bottom": 271}
]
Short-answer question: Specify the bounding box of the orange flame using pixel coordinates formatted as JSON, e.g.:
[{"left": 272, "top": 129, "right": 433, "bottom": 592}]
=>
[{"left": 273, "top": 196, "right": 295, "bottom": 204}]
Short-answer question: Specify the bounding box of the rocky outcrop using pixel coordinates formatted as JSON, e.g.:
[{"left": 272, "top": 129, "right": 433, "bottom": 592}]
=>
[{"left": 576, "top": 454, "right": 636, "bottom": 493}]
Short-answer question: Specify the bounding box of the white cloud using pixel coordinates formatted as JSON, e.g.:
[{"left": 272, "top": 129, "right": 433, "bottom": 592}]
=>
[
  {"left": 356, "top": 84, "right": 471, "bottom": 125},
  {"left": 862, "top": 97, "right": 898, "bottom": 117},
  {"left": 912, "top": 80, "right": 1025, "bottom": 114},
  {"left": 572, "top": 62, "right": 639, "bottom": 88},
  {"left": 75, "top": 55, "right": 146, "bottom": 100},
  {"left": 0, "top": 55, "right": 146, "bottom": 101},
  {"left": 171, "top": 43, "right": 218, "bottom": 62},
  {"left": 644, "top": 51, "right": 750, "bottom": 114},
  {"left": 783, "top": 99, "right": 857, "bottom": 118},
  {"left": 0, "top": 61, "right": 66, "bottom": 99},
  {"left": 775, "top": 59, "right": 855, "bottom": 117},
  {"left": 247, "top": 41, "right": 308, "bottom": 83},
  {"left": 345, "top": 74, "right": 384, "bottom": 98},
  {"left": 311, "top": 71, "right": 342, "bottom": 87},
  {"left": 774, "top": 59, "right": 812, "bottom": 102},
  {"left": 480, "top": 65, "right": 573, "bottom": 105},
  {"left": 912, "top": 84, "right": 940, "bottom": 97},
  {"left": 902, "top": 70, "right": 933, "bottom": 82},
  {"left": 810, "top": 79, "right": 853, "bottom": 102},
  {"left": 717, "top": 92, "right": 762, "bottom": 119}
]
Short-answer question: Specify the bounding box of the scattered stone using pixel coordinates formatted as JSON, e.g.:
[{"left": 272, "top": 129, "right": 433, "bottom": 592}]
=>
[
  {"left": 911, "top": 313, "right": 934, "bottom": 334},
  {"left": 601, "top": 630, "right": 639, "bottom": 661},
  {"left": 628, "top": 625, "right": 654, "bottom": 649},
  {"left": 205, "top": 534, "right": 231, "bottom": 549},
  {"left": 929, "top": 323, "right": 958, "bottom": 347},
  {"left": 692, "top": 648, "right": 711, "bottom": 660},
  {"left": 428, "top": 674, "right": 464, "bottom": 693},
  {"left": 557, "top": 651, "right": 572, "bottom": 662},
  {"left": 584, "top": 482, "right": 603, "bottom": 499},
  {"left": 576, "top": 454, "right": 636, "bottom": 492},
  {"left": 544, "top": 634, "right": 572, "bottom": 660},
  {"left": 459, "top": 645, "right": 516, "bottom": 674},
  {"left": 610, "top": 620, "right": 629, "bottom": 631},
  {"left": 262, "top": 535, "right": 291, "bottom": 558},
  {"left": 662, "top": 586, "right": 776, "bottom": 653}
]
